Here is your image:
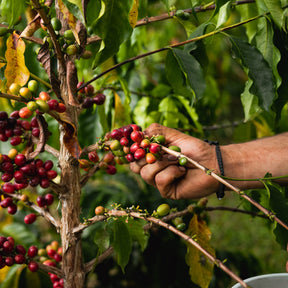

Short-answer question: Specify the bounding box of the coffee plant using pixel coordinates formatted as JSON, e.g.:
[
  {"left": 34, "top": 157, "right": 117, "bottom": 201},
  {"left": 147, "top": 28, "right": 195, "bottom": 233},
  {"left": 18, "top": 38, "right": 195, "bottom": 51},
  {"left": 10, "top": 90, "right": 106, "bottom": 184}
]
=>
[{"left": 0, "top": 1, "right": 288, "bottom": 287}]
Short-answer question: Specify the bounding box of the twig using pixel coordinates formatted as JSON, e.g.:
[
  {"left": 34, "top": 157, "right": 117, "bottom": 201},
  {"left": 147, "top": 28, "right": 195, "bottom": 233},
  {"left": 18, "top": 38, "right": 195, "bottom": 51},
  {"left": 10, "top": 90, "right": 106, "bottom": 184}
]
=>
[
  {"left": 77, "top": 14, "right": 264, "bottom": 92},
  {"left": 135, "top": 0, "right": 255, "bottom": 27},
  {"left": 1, "top": 191, "right": 61, "bottom": 231},
  {"left": 31, "top": 0, "right": 66, "bottom": 71},
  {"left": 44, "top": 144, "right": 60, "bottom": 158},
  {"left": 0, "top": 91, "right": 26, "bottom": 102},
  {"left": 160, "top": 146, "right": 288, "bottom": 231},
  {"left": 38, "top": 262, "right": 64, "bottom": 278},
  {"left": 84, "top": 247, "right": 114, "bottom": 274},
  {"left": 105, "top": 209, "right": 249, "bottom": 287}
]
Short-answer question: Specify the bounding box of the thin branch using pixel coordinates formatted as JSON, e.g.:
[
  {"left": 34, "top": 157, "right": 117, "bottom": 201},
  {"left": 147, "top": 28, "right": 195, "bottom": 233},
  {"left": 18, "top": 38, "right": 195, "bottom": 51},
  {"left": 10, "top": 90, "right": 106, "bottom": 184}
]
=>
[
  {"left": 31, "top": 0, "right": 66, "bottom": 71},
  {"left": 135, "top": 0, "right": 256, "bottom": 27},
  {"left": 77, "top": 14, "right": 264, "bottom": 91},
  {"left": 38, "top": 262, "right": 64, "bottom": 278},
  {"left": 160, "top": 146, "right": 288, "bottom": 231},
  {"left": 0, "top": 91, "right": 26, "bottom": 102},
  {"left": 1, "top": 191, "right": 61, "bottom": 231},
  {"left": 84, "top": 247, "right": 114, "bottom": 274},
  {"left": 44, "top": 144, "right": 60, "bottom": 158}
]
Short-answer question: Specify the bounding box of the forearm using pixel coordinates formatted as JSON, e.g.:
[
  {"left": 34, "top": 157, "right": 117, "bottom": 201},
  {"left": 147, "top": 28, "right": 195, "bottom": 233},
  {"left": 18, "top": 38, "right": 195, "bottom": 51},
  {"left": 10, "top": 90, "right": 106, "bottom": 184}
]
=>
[{"left": 221, "top": 132, "right": 288, "bottom": 190}]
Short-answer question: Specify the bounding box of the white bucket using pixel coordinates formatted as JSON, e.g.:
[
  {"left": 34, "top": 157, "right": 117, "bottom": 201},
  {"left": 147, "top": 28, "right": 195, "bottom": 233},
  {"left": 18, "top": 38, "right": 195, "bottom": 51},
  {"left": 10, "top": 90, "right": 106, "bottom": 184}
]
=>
[{"left": 231, "top": 273, "right": 288, "bottom": 288}]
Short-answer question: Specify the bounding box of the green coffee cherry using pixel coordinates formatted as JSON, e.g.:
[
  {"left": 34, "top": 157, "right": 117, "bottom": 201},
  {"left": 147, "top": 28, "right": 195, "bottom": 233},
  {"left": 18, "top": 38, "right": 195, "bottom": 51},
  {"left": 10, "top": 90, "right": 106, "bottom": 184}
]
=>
[
  {"left": 176, "top": 223, "right": 186, "bottom": 231},
  {"left": 156, "top": 203, "right": 170, "bottom": 217},
  {"left": 178, "top": 157, "right": 188, "bottom": 166},
  {"left": 168, "top": 145, "right": 181, "bottom": 152}
]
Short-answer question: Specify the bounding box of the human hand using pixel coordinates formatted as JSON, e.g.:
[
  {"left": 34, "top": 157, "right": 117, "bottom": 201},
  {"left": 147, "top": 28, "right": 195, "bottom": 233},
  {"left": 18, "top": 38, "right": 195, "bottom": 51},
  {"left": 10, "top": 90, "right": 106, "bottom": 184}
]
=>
[{"left": 130, "top": 123, "right": 220, "bottom": 199}]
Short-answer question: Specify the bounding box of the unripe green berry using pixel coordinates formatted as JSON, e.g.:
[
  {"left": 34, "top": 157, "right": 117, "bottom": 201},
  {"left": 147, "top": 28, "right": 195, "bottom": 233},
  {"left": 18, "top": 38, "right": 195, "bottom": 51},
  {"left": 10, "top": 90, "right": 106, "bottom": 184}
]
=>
[{"left": 156, "top": 203, "right": 170, "bottom": 217}]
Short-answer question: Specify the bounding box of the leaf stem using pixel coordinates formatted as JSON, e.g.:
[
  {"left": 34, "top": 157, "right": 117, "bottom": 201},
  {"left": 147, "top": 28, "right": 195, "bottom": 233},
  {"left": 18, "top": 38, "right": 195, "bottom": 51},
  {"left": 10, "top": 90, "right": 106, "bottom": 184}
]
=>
[{"left": 30, "top": 72, "right": 52, "bottom": 89}]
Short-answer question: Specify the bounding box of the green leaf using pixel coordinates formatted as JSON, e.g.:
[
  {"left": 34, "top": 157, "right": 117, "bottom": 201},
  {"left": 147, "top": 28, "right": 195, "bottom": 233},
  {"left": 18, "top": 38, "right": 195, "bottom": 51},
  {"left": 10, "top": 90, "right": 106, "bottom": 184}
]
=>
[
  {"left": 125, "top": 218, "right": 149, "bottom": 251},
  {"left": 240, "top": 79, "right": 262, "bottom": 121},
  {"left": 236, "top": 2, "right": 259, "bottom": 42},
  {"left": 61, "top": 0, "right": 85, "bottom": 23},
  {"left": 216, "top": 1, "right": 231, "bottom": 28},
  {"left": 211, "top": 0, "right": 230, "bottom": 20},
  {"left": 263, "top": 0, "right": 284, "bottom": 30},
  {"left": 166, "top": 48, "right": 206, "bottom": 101},
  {"left": 0, "top": 0, "right": 25, "bottom": 27},
  {"left": 109, "top": 218, "right": 132, "bottom": 272},
  {"left": 0, "top": 265, "right": 24, "bottom": 288},
  {"left": 266, "top": 183, "right": 288, "bottom": 249},
  {"left": 92, "top": 0, "right": 134, "bottom": 68},
  {"left": 231, "top": 37, "right": 276, "bottom": 111},
  {"left": 1, "top": 223, "right": 38, "bottom": 249},
  {"left": 158, "top": 96, "right": 179, "bottom": 127},
  {"left": 133, "top": 97, "right": 151, "bottom": 128}
]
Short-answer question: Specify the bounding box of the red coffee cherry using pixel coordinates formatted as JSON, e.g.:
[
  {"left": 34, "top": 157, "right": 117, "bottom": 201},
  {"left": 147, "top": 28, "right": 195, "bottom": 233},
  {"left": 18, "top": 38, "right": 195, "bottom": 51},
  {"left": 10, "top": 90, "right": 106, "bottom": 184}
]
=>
[
  {"left": 134, "top": 148, "right": 146, "bottom": 160},
  {"left": 24, "top": 213, "right": 37, "bottom": 225},
  {"left": 28, "top": 245, "right": 38, "bottom": 258},
  {"left": 28, "top": 261, "right": 39, "bottom": 272}
]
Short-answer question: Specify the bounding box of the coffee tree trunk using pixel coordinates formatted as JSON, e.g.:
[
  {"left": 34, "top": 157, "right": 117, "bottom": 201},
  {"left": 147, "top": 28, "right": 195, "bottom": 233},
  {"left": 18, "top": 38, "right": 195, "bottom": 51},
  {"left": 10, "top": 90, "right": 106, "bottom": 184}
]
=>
[{"left": 57, "top": 64, "right": 84, "bottom": 288}]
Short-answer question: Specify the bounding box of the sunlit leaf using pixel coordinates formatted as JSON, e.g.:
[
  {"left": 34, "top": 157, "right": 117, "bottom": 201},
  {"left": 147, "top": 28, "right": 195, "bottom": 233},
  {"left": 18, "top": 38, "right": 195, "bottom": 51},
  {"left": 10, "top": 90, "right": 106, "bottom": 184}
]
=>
[
  {"left": 129, "top": 0, "right": 139, "bottom": 28},
  {"left": 216, "top": 1, "right": 231, "bottom": 28},
  {"left": 0, "top": 262, "right": 24, "bottom": 288},
  {"left": 185, "top": 214, "right": 215, "bottom": 288},
  {"left": 0, "top": 0, "right": 25, "bottom": 27},
  {"left": 263, "top": 0, "right": 284, "bottom": 30},
  {"left": 61, "top": 0, "right": 85, "bottom": 23},
  {"left": 58, "top": 0, "right": 80, "bottom": 44},
  {"left": 113, "top": 91, "right": 131, "bottom": 129},
  {"left": 5, "top": 32, "right": 30, "bottom": 89}
]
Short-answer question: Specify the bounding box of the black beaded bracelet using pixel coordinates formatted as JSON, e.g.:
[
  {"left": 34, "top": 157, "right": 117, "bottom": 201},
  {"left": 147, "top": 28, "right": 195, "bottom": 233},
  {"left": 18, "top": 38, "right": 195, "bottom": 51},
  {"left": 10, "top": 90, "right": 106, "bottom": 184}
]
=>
[{"left": 204, "top": 140, "right": 225, "bottom": 199}]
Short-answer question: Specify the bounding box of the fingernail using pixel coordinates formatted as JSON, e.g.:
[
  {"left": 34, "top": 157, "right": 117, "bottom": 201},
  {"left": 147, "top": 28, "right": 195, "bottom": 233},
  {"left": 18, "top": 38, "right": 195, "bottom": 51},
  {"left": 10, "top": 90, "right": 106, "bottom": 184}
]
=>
[{"left": 179, "top": 166, "right": 186, "bottom": 172}]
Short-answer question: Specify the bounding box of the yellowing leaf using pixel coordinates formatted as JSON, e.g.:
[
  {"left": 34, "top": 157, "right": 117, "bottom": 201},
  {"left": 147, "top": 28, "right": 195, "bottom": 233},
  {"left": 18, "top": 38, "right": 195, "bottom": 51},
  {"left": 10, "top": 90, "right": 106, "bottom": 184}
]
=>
[
  {"left": 5, "top": 32, "right": 30, "bottom": 89},
  {"left": 185, "top": 214, "right": 215, "bottom": 288},
  {"left": 253, "top": 116, "right": 274, "bottom": 138},
  {"left": 113, "top": 91, "right": 131, "bottom": 129},
  {"left": 129, "top": 0, "right": 139, "bottom": 28},
  {"left": 58, "top": 0, "right": 80, "bottom": 44}
]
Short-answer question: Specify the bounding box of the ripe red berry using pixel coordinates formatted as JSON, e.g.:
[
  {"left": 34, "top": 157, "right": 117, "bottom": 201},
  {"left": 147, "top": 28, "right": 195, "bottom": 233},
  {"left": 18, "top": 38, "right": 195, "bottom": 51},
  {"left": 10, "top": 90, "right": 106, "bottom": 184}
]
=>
[
  {"left": 55, "top": 103, "right": 66, "bottom": 113},
  {"left": 14, "top": 170, "right": 25, "bottom": 183},
  {"left": 122, "top": 125, "right": 133, "bottom": 138},
  {"left": 15, "top": 244, "right": 26, "bottom": 255},
  {"left": 14, "top": 154, "right": 26, "bottom": 166},
  {"left": 28, "top": 245, "right": 38, "bottom": 258},
  {"left": 130, "top": 142, "right": 140, "bottom": 154},
  {"left": 88, "top": 151, "right": 99, "bottom": 163},
  {"left": 93, "top": 93, "right": 106, "bottom": 105},
  {"left": 40, "top": 178, "right": 50, "bottom": 188},
  {"left": 19, "top": 107, "right": 33, "bottom": 119},
  {"left": 0, "top": 133, "right": 8, "bottom": 141},
  {"left": 3, "top": 240, "right": 14, "bottom": 252},
  {"left": 125, "top": 153, "right": 134, "bottom": 162},
  {"left": 82, "top": 97, "right": 94, "bottom": 109},
  {"left": 44, "top": 193, "right": 54, "bottom": 206},
  {"left": 29, "top": 176, "right": 40, "bottom": 187},
  {"left": 47, "top": 248, "right": 56, "bottom": 258},
  {"left": 21, "top": 120, "right": 31, "bottom": 131},
  {"left": 130, "top": 124, "right": 142, "bottom": 131},
  {"left": 37, "top": 196, "right": 46, "bottom": 207},
  {"left": 84, "top": 84, "right": 94, "bottom": 96},
  {"left": 134, "top": 148, "right": 146, "bottom": 160},
  {"left": 120, "top": 137, "right": 129, "bottom": 146},
  {"left": 10, "top": 136, "right": 22, "bottom": 146},
  {"left": 149, "top": 143, "right": 161, "bottom": 154},
  {"left": 28, "top": 261, "right": 39, "bottom": 272},
  {"left": 32, "top": 128, "right": 40, "bottom": 137},
  {"left": 7, "top": 203, "right": 18, "bottom": 215},
  {"left": 46, "top": 170, "right": 57, "bottom": 180},
  {"left": 77, "top": 81, "right": 85, "bottom": 94},
  {"left": 5, "top": 256, "right": 14, "bottom": 266},
  {"left": 24, "top": 213, "right": 37, "bottom": 225},
  {"left": 0, "top": 197, "right": 13, "bottom": 208},
  {"left": 47, "top": 99, "right": 59, "bottom": 110},
  {"left": 106, "top": 165, "right": 117, "bottom": 175},
  {"left": 43, "top": 160, "right": 53, "bottom": 170},
  {"left": 1, "top": 172, "right": 13, "bottom": 182},
  {"left": 130, "top": 131, "right": 144, "bottom": 143},
  {"left": 110, "top": 129, "right": 123, "bottom": 140},
  {"left": 2, "top": 182, "right": 15, "bottom": 194},
  {"left": 14, "top": 254, "right": 26, "bottom": 264},
  {"left": 0, "top": 111, "right": 8, "bottom": 120},
  {"left": 37, "top": 167, "right": 47, "bottom": 178}
]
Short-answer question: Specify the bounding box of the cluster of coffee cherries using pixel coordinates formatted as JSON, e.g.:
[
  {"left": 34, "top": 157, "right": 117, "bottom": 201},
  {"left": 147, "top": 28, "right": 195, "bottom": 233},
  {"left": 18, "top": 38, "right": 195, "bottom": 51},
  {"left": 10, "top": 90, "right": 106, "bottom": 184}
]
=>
[
  {"left": 0, "top": 235, "right": 39, "bottom": 272},
  {"left": 76, "top": 82, "right": 106, "bottom": 109},
  {"left": 0, "top": 110, "right": 42, "bottom": 145},
  {"left": 106, "top": 124, "right": 164, "bottom": 165},
  {"left": 38, "top": 240, "right": 64, "bottom": 288},
  {"left": 0, "top": 151, "right": 57, "bottom": 216},
  {"left": 8, "top": 81, "right": 66, "bottom": 119}
]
